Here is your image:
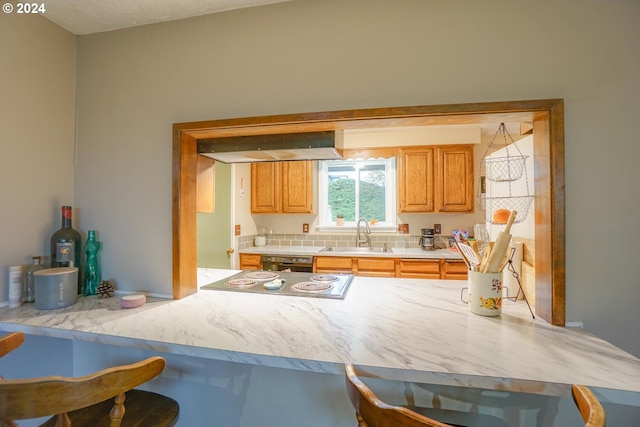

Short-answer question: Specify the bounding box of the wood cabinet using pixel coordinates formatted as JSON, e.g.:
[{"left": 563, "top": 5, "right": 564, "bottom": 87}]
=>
[
  {"left": 239, "top": 253, "right": 262, "bottom": 270},
  {"left": 314, "top": 255, "right": 465, "bottom": 280},
  {"left": 398, "top": 147, "right": 435, "bottom": 212},
  {"left": 314, "top": 256, "right": 353, "bottom": 274},
  {"left": 281, "top": 162, "right": 313, "bottom": 213},
  {"left": 397, "top": 258, "right": 468, "bottom": 280},
  {"left": 397, "top": 259, "right": 441, "bottom": 279},
  {"left": 196, "top": 156, "right": 215, "bottom": 213},
  {"left": 251, "top": 161, "right": 313, "bottom": 213},
  {"left": 436, "top": 145, "right": 474, "bottom": 212},
  {"left": 399, "top": 145, "right": 474, "bottom": 213},
  {"left": 251, "top": 162, "right": 280, "bottom": 213},
  {"left": 441, "top": 260, "right": 469, "bottom": 280},
  {"left": 356, "top": 258, "right": 396, "bottom": 277}
]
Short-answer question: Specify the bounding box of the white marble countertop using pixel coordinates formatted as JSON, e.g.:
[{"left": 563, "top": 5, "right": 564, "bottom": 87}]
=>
[
  {"left": 240, "top": 245, "right": 463, "bottom": 259},
  {"left": 1, "top": 268, "right": 638, "bottom": 398}
]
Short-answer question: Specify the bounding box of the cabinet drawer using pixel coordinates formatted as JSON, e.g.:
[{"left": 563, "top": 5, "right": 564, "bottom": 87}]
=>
[
  {"left": 397, "top": 259, "right": 441, "bottom": 279},
  {"left": 442, "top": 260, "right": 469, "bottom": 280},
  {"left": 239, "top": 253, "right": 262, "bottom": 270},
  {"left": 357, "top": 257, "right": 396, "bottom": 272},
  {"left": 314, "top": 256, "right": 352, "bottom": 270},
  {"left": 357, "top": 258, "right": 396, "bottom": 277}
]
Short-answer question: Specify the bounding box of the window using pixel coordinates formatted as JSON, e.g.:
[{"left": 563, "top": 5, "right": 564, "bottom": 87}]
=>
[{"left": 318, "top": 158, "right": 397, "bottom": 230}]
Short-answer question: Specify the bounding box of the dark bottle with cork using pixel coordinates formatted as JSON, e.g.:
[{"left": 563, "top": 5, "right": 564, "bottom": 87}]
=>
[{"left": 50, "top": 206, "right": 82, "bottom": 294}]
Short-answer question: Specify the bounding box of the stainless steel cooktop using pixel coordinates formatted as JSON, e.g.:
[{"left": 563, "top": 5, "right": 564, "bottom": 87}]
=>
[{"left": 201, "top": 270, "right": 353, "bottom": 300}]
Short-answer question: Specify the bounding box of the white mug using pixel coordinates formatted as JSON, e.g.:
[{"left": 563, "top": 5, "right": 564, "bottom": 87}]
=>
[{"left": 461, "top": 271, "right": 503, "bottom": 316}]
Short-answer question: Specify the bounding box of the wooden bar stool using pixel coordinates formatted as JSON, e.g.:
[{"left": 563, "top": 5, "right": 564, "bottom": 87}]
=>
[
  {"left": 0, "top": 332, "right": 180, "bottom": 427},
  {"left": 345, "top": 364, "right": 606, "bottom": 427},
  {"left": 572, "top": 385, "right": 606, "bottom": 427}
]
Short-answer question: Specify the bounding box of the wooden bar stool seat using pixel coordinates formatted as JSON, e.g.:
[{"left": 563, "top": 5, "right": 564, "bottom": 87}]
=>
[{"left": 0, "top": 332, "right": 179, "bottom": 427}]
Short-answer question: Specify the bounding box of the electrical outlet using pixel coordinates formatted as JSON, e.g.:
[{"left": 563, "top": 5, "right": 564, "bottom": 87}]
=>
[
  {"left": 302, "top": 223, "right": 309, "bottom": 233},
  {"left": 434, "top": 224, "right": 441, "bottom": 234},
  {"left": 398, "top": 224, "right": 409, "bottom": 234},
  {"left": 234, "top": 224, "right": 241, "bottom": 236}
]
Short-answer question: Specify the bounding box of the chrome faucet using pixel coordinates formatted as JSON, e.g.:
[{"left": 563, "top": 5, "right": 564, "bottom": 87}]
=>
[{"left": 356, "top": 217, "right": 371, "bottom": 247}]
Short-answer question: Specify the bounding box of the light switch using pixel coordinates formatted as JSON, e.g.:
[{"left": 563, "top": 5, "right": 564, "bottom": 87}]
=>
[{"left": 234, "top": 224, "right": 241, "bottom": 236}]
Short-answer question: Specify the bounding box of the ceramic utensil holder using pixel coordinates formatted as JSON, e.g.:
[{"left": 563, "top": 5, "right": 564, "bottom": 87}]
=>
[{"left": 463, "top": 271, "right": 503, "bottom": 316}]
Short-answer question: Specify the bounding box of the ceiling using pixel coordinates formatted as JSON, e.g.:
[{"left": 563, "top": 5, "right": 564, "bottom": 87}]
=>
[{"left": 42, "top": 0, "right": 294, "bottom": 35}]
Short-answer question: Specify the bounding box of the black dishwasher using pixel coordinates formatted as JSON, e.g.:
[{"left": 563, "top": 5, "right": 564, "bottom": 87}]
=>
[{"left": 261, "top": 255, "right": 314, "bottom": 272}]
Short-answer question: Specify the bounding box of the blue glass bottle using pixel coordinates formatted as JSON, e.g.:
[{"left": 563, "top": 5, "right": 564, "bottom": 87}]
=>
[{"left": 83, "top": 230, "right": 101, "bottom": 296}]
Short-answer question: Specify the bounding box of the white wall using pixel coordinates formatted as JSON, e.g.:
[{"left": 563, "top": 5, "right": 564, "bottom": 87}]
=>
[{"left": 0, "top": 14, "right": 76, "bottom": 303}]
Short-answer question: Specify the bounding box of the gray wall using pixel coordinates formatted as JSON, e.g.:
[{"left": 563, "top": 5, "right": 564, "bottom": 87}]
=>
[
  {"left": 0, "top": 13, "right": 76, "bottom": 297},
  {"left": 1, "top": 0, "right": 638, "bottom": 361},
  {"left": 74, "top": 0, "right": 640, "bottom": 356}
]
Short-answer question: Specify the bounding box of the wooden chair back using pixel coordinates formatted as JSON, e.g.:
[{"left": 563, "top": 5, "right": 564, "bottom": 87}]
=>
[
  {"left": 346, "top": 364, "right": 607, "bottom": 427},
  {"left": 572, "top": 385, "right": 606, "bottom": 427},
  {"left": 0, "top": 332, "right": 24, "bottom": 359},
  {"left": 345, "top": 364, "right": 452, "bottom": 427},
  {"left": 0, "top": 332, "right": 178, "bottom": 427}
]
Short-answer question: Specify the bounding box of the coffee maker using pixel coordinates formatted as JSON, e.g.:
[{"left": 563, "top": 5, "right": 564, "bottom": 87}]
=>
[{"left": 419, "top": 228, "right": 435, "bottom": 251}]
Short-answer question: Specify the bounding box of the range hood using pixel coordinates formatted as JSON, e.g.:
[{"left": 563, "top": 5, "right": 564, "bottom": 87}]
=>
[{"left": 197, "top": 131, "right": 343, "bottom": 163}]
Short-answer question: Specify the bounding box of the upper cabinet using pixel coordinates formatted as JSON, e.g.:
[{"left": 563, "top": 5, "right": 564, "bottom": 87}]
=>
[
  {"left": 398, "top": 147, "right": 435, "bottom": 212},
  {"left": 251, "top": 161, "right": 313, "bottom": 214},
  {"left": 251, "top": 162, "right": 281, "bottom": 213},
  {"left": 399, "top": 145, "right": 474, "bottom": 213},
  {"left": 436, "top": 145, "right": 474, "bottom": 212}
]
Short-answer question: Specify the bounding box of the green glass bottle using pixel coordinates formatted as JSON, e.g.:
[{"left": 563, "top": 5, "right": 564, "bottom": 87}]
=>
[{"left": 83, "top": 230, "right": 101, "bottom": 296}]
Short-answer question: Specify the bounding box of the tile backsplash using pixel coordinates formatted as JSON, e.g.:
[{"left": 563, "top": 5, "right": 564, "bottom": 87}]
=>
[{"left": 237, "top": 233, "right": 452, "bottom": 250}]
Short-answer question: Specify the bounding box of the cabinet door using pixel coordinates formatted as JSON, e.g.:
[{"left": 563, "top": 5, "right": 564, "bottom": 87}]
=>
[
  {"left": 399, "top": 148, "right": 435, "bottom": 212},
  {"left": 239, "top": 254, "right": 262, "bottom": 270},
  {"left": 436, "top": 145, "right": 474, "bottom": 212},
  {"left": 282, "top": 161, "right": 313, "bottom": 213},
  {"left": 251, "top": 163, "right": 281, "bottom": 213}
]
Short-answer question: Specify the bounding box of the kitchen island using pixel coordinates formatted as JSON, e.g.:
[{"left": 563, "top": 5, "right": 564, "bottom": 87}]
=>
[{"left": 1, "top": 269, "right": 639, "bottom": 426}]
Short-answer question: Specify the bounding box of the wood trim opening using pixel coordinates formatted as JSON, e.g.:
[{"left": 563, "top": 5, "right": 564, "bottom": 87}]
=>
[{"left": 172, "top": 99, "right": 565, "bottom": 325}]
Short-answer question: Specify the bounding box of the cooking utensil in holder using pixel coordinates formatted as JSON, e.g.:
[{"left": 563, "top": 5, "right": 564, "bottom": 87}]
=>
[{"left": 461, "top": 247, "right": 535, "bottom": 319}]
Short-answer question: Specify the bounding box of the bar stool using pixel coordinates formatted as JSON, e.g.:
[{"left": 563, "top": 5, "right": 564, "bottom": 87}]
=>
[
  {"left": 344, "top": 364, "right": 605, "bottom": 427},
  {"left": 572, "top": 384, "right": 606, "bottom": 427},
  {"left": 0, "top": 331, "right": 180, "bottom": 427},
  {"left": 345, "top": 364, "right": 508, "bottom": 427}
]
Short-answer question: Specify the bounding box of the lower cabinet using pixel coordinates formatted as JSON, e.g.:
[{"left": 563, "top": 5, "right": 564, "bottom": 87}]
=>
[
  {"left": 314, "top": 256, "right": 353, "bottom": 274},
  {"left": 239, "top": 253, "right": 262, "bottom": 270},
  {"left": 313, "top": 256, "right": 467, "bottom": 280},
  {"left": 442, "top": 260, "right": 469, "bottom": 280},
  {"left": 397, "top": 259, "right": 441, "bottom": 279},
  {"left": 356, "top": 258, "right": 396, "bottom": 277}
]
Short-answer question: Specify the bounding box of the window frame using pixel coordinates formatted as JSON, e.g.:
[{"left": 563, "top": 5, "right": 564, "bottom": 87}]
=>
[{"left": 317, "top": 157, "right": 397, "bottom": 232}]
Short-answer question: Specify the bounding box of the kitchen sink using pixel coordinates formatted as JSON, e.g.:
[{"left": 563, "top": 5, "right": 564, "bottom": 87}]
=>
[{"left": 320, "top": 246, "right": 391, "bottom": 254}]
